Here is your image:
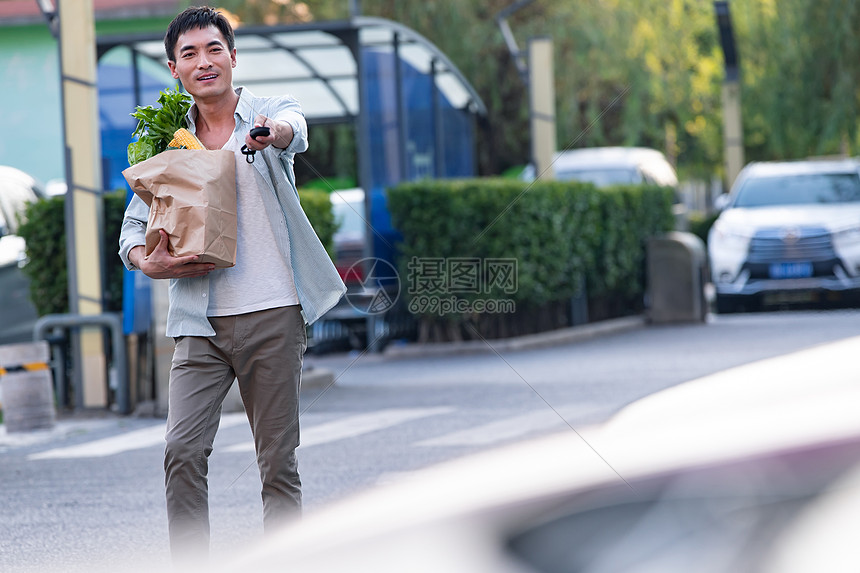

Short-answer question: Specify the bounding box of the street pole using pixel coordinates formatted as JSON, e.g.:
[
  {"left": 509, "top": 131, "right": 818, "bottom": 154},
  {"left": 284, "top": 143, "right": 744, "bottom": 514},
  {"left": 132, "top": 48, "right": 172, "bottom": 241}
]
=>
[
  {"left": 496, "top": 0, "right": 534, "bottom": 84},
  {"left": 496, "top": 2, "right": 556, "bottom": 180},
  {"left": 715, "top": 1, "right": 744, "bottom": 189},
  {"left": 528, "top": 36, "right": 556, "bottom": 181},
  {"left": 55, "top": 0, "right": 108, "bottom": 408}
]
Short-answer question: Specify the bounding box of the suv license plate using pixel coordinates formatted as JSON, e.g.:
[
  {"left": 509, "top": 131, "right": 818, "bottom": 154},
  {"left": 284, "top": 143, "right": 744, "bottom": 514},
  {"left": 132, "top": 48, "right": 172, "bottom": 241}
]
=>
[{"left": 769, "top": 262, "right": 813, "bottom": 279}]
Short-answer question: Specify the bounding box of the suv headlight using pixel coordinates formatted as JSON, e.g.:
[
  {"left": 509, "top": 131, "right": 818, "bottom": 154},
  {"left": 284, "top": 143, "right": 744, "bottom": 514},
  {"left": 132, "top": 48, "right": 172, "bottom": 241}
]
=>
[
  {"left": 709, "top": 219, "right": 752, "bottom": 251},
  {"left": 833, "top": 224, "right": 860, "bottom": 243}
]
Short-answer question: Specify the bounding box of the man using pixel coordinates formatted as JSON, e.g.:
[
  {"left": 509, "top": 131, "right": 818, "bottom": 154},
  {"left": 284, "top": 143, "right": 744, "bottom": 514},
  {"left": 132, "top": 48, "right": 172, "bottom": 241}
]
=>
[{"left": 118, "top": 6, "right": 345, "bottom": 560}]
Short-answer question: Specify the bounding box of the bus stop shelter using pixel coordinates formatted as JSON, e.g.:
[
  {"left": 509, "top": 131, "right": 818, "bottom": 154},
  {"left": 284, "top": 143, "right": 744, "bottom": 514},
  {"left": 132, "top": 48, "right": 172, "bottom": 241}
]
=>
[
  {"left": 97, "top": 16, "right": 486, "bottom": 257},
  {"left": 96, "top": 16, "right": 487, "bottom": 336}
]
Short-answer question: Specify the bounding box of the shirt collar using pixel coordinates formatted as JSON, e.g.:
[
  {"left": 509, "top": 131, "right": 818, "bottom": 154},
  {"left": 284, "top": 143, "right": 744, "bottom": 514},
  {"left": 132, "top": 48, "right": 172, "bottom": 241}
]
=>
[
  {"left": 233, "top": 86, "right": 256, "bottom": 124},
  {"left": 185, "top": 86, "right": 253, "bottom": 130}
]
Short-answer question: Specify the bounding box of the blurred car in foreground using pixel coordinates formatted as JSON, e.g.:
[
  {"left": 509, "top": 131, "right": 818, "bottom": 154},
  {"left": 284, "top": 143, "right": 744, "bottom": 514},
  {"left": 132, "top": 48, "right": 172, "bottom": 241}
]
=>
[
  {"left": 709, "top": 159, "right": 860, "bottom": 313},
  {"left": 521, "top": 147, "right": 679, "bottom": 188},
  {"left": 0, "top": 166, "right": 44, "bottom": 344},
  {"left": 213, "top": 336, "right": 860, "bottom": 573}
]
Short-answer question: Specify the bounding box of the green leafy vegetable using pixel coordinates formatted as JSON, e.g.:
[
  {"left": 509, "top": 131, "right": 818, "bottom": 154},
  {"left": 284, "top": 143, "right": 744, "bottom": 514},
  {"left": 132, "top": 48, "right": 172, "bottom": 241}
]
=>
[
  {"left": 127, "top": 140, "right": 154, "bottom": 166},
  {"left": 127, "top": 86, "right": 193, "bottom": 165}
]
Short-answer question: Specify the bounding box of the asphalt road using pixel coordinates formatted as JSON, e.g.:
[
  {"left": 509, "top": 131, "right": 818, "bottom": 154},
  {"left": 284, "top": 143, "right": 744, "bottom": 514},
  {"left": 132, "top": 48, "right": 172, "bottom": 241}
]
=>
[{"left": 2, "top": 309, "right": 860, "bottom": 573}]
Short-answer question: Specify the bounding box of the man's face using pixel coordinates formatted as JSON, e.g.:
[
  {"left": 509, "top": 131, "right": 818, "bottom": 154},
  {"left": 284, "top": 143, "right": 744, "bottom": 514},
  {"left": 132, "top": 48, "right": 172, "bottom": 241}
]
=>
[{"left": 167, "top": 25, "right": 236, "bottom": 101}]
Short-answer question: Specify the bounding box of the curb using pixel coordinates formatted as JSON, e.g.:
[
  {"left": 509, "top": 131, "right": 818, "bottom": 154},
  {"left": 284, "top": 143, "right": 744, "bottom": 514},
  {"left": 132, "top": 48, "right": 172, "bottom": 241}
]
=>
[
  {"left": 382, "top": 315, "right": 647, "bottom": 359},
  {"left": 0, "top": 417, "right": 117, "bottom": 449},
  {"left": 302, "top": 366, "right": 336, "bottom": 391}
]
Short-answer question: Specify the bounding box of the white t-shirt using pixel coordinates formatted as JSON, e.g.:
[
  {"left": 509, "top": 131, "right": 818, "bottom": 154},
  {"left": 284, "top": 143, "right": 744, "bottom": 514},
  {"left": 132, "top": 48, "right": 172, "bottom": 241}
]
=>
[{"left": 207, "top": 131, "right": 300, "bottom": 316}]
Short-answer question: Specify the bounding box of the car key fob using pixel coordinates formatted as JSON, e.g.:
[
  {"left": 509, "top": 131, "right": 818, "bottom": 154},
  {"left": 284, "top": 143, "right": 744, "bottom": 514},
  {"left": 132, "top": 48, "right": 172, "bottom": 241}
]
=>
[
  {"left": 249, "top": 126, "right": 270, "bottom": 141},
  {"left": 242, "top": 126, "right": 271, "bottom": 163}
]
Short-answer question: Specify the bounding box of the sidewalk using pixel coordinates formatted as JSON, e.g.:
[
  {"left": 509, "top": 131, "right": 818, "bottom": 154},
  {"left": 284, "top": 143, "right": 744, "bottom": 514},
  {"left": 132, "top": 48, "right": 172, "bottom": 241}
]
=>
[{"left": 0, "top": 415, "right": 118, "bottom": 450}]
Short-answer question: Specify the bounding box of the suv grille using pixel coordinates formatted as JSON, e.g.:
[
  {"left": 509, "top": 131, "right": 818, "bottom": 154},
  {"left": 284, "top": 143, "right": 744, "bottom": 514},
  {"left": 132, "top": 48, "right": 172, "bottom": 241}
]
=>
[
  {"left": 747, "top": 227, "right": 834, "bottom": 262},
  {"left": 745, "top": 227, "right": 842, "bottom": 279}
]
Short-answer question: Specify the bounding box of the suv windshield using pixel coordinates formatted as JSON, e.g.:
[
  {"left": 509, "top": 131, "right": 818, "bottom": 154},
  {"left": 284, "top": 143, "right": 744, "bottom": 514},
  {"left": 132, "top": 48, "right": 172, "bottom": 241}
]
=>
[{"left": 733, "top": 172, "right": 860, "bottom": 207}]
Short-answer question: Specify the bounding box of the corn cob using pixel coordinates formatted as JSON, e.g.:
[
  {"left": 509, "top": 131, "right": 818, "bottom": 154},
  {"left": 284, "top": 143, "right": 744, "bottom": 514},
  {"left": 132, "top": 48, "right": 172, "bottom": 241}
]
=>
[{"left": 168, "top": 128, "right": 205, "bottom": 150}]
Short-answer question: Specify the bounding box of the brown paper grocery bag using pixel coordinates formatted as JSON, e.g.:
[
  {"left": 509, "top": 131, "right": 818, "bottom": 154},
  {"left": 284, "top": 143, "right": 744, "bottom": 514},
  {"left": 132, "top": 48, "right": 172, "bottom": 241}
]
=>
[{"left": 122, "top": 149, "right": 238, "bottom": 268}]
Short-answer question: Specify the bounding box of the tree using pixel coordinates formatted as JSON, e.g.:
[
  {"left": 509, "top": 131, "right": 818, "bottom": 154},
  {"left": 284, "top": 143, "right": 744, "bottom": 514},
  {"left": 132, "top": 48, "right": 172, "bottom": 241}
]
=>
[
  {"left": 362, "top": 0, "right": 727, "bottom": 177},
  {"left": 206, "top": 0, "right": 860, "bottom": 179},
  {"left": 737, "top": 0, "right": 860, "bottom": 160}
]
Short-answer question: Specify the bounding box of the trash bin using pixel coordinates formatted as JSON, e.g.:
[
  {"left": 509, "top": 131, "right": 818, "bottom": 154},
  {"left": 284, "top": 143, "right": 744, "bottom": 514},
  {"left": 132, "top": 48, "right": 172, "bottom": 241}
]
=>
[
  {"left": 0, "top": 341, "right": 56, "bottom": 433},
  {"left": 647, "top": 231, "right": 707, "bottom": 323}
]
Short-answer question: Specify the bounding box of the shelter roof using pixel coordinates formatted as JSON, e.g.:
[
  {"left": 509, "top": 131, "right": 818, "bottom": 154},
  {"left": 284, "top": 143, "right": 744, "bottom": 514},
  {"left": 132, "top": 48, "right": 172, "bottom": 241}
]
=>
[{"left": 98, "top": 16, "right": 487, "bottom": 124}]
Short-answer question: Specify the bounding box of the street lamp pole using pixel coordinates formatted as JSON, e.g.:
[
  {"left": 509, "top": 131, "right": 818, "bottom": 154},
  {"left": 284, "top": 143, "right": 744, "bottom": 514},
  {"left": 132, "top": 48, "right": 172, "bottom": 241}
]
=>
[
  {"left": 34, "top": 0, "right": 58, "bottom": 36},
  {"left": 715, "top": 1, "right": 744, "bottom": 189},
  {"left": 349, "top": 0, "right": 361, "bottom": 19},
  {"left": 496, "top": 1, "right": 556, "bottom": 182}
]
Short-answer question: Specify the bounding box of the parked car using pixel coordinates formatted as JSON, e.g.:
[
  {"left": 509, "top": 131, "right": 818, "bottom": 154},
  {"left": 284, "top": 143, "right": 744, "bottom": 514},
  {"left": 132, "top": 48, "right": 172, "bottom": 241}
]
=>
[
  {"left": 0, "top": 166, "right": 44, "bottom": 344},
  {"left": 708, "top": 158, "right": 860, "bottom": 313},
  {"left": 308, "top": 189, "right": 373, "bottom": 352},
  {"left": 312, "top": 188, "right": 412, "bottom": 353},
  {"left": 521, "top": 147, "right": 679, "bottom": 188},
  {"left": 330, "top": 188, "right": 367, "bottom": 285}
]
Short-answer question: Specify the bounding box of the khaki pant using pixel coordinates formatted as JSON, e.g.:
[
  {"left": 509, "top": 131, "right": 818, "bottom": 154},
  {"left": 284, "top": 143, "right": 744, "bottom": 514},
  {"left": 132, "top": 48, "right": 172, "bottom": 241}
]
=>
[{"left": 164, "top": 305, "right": 306, "bottom": 559}]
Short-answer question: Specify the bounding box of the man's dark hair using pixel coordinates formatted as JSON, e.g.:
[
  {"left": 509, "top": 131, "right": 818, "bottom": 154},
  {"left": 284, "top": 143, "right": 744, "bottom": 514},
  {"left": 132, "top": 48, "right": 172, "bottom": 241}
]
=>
[{"left": 164, "top": 6, "right": 235, "bottom": 62}]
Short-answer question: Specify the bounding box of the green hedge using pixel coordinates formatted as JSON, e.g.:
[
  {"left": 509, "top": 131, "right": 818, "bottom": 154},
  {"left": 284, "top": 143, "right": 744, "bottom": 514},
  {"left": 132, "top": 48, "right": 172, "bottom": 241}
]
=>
[
  {"left": 18, "top": 189, "right": 335, "bottom": 317},
  {"left": 592, "top": 183, "right": 678, "bottom": 302},
  {"left": 16, "top": 196, "right": 68, "bottom": 316},
  {"left": 17, "top": 190, "right": 126, "bottom": 316},
  {"left": 387, "top": 178, "right": 675, "bottom": 339}
]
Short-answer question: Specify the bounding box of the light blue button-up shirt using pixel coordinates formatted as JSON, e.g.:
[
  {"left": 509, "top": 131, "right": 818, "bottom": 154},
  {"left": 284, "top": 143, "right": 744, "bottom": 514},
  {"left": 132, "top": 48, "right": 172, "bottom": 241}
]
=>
[{"left": 119, "top": 87, "right": 346, "bottom": 337}]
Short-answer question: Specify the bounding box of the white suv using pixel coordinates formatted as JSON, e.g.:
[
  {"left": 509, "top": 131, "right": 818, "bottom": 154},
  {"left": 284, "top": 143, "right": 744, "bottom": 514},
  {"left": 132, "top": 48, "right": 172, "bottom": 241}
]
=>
[{"left": 708, "top": 159, "right": 860, "bottom": 312}]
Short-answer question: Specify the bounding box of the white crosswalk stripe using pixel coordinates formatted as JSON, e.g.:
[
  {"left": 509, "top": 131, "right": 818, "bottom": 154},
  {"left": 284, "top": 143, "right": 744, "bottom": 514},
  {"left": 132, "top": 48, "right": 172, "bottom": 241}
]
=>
[
  {"left": 416, "top": 406, "right": 585, "bottom": 448},
  {"left": 223, "top": 407, "right": 454, "bottom": 453},
  {"left": 24, "top": 403, "right": 570, "bottom": 460},
  {"left": 27, "top": 414, "right": 248, "bottom": 461}
]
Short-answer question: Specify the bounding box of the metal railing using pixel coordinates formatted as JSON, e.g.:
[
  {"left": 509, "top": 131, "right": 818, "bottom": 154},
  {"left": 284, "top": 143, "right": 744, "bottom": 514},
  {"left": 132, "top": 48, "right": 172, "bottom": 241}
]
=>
[{"left": 33, "top": 313, "right": 129, "bottom": 414}]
